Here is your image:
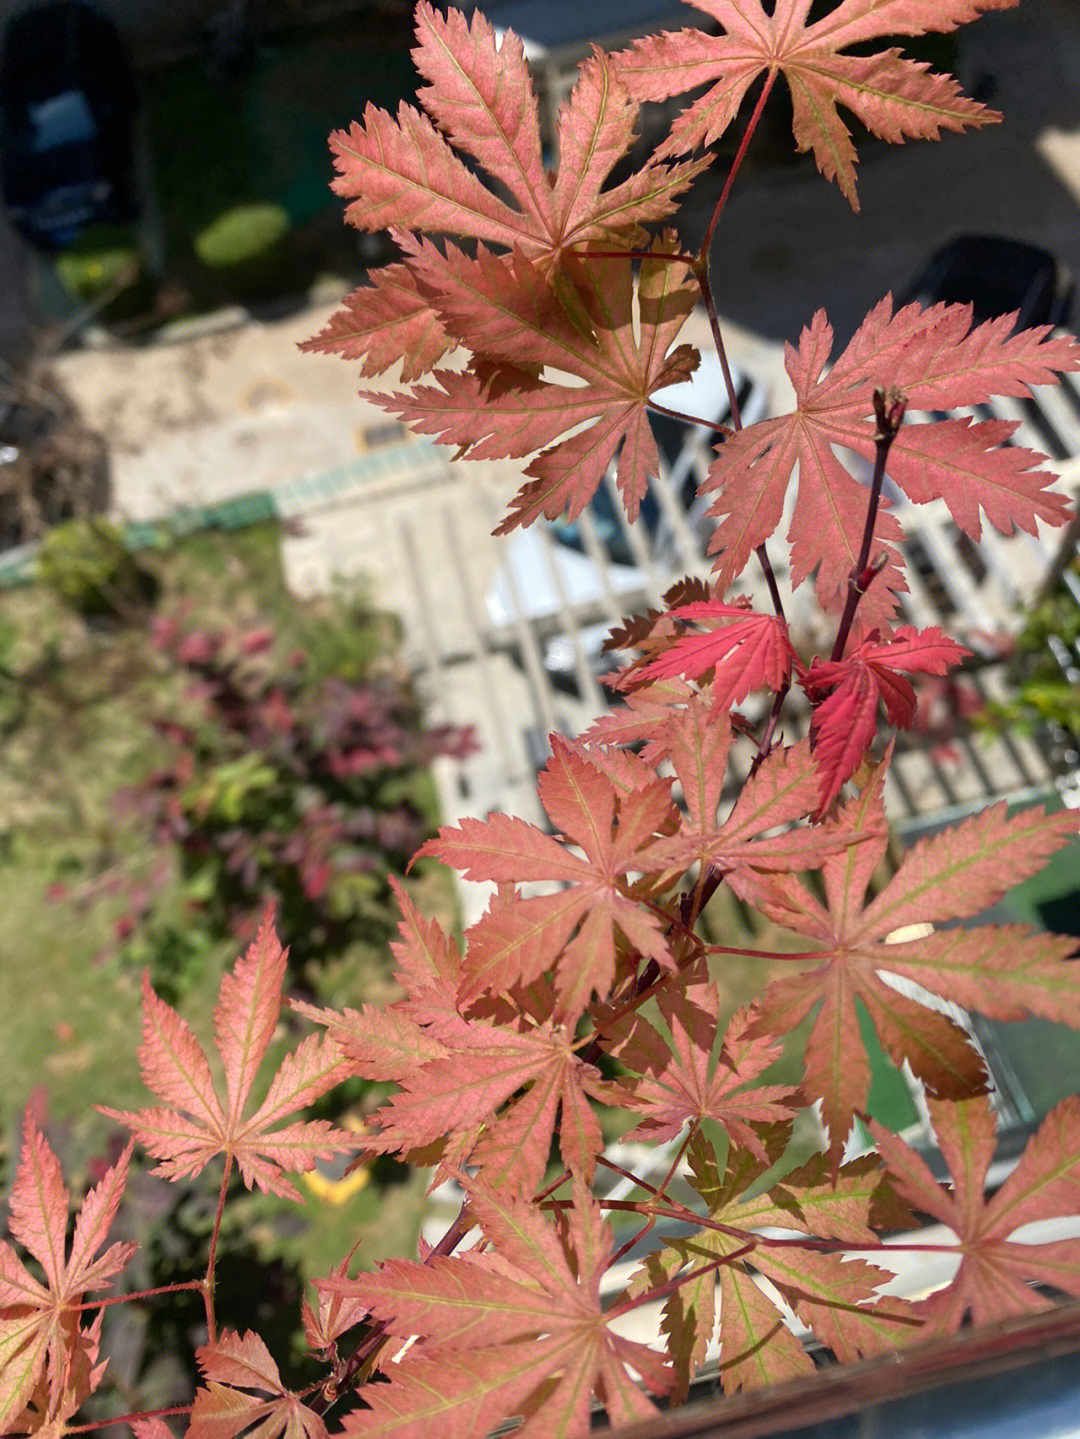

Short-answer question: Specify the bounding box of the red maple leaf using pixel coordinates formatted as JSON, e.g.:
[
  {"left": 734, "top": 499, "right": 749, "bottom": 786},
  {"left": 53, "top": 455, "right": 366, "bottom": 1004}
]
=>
[
  {"left": 872, "top": 1095, "right": 1080, "bottom": 1334},
  {"left": 372, "top": 242, "right": 700, "bottom": 530},
  {"left": 320, "top": 1175, "right": 672, "bottom": 1437},
  {"left": 99, "top": 909, "right": 360, "bottom": 1201},
  {"left": 190, "top": 1330, "right": 327, "bottom": 1439},
  {"left": 637, "top": 720, "right": 842, "bottom": 878},
  {"left": 309, "top": 2, "right": 705, "bottom": 381},
  {"left": 328, "top": 3, "right": 703, "bottom": 269},
  {"left": 613, "top": 0, "right": 1008, "bottom": 208},
  {"left": 802, "top": 624, "right": 972, "bottom": 814},
  {"left": 0, "top": 1114, "right": 134, "bottom": 1433},
  {"left": 361, "top": 1020, "right": 609, "bottom": 1196},
  {"left": 700, "top": 299, "right": 1080, "bottom": 624},
  {"left": 418, "top": 736, "right": 680, "bottom": 1022},
  {"left": 618, "top": 599, "right": 795, "bottom": 711},
  {"left": 731, "top": 761, "right": 1080, "bottom": 1156},
  {"left": 616, "top": 981, "right": 798, "bottom": 1158}
]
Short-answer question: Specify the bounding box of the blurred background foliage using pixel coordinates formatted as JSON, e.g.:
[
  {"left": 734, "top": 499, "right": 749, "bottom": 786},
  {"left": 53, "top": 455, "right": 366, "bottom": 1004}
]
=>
[{"left": 0, "top": 518, "right": 465, "bottom": 1415}]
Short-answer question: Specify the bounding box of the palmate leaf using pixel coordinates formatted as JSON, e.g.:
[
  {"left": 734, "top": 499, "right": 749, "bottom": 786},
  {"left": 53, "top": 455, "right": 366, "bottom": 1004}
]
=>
[
  {"left": 373, "top": 240, "right": 700, "bottom": 530},
  {"left": 637, "top": 722, "right": 845, "bottom": 877},
  {"left": 730, "top": 760, "right": 1080, "bottom": 1155},
  {"left": 328, "top": 3, "right": 703, "bottom": 267},
  {"left": 358, "top": 1019, "right": 609, "bottom": 1196},
  {"left": 617, "top": 599, "right": 796, "bottom": 712},
  {"left": 615, "top": 981, "right": 798, "bottom": 1160},
  {"left": 319, "top": 1175, "right": 671, "bottom": 1437},
  {"left": 613, "top": 0, "right": 1010, "bottom": 208},
  {"left": 418, "top": 736, "right": 681, "bottom": 1022},
  {"left": 872, "top": 1095, "right": 1080, "bottom": 1334},
  {"left": 99, "top": 909, "right": 360, "bottom": 1201},
  {"left": 634, "top": 1130, "right": 917, "bottom": 1398},
  {"left": 308, "top": 2, "right": 706, "bottom": 381},
  {"left": 700, "top": 299, "right": 1080, "bottom": 624},
  {"left": 190, "top": 1330, "right": 327, "bottom": 1439},
  {"left": 0, "top": 1115, "right": 134, "bottom": 1434}
]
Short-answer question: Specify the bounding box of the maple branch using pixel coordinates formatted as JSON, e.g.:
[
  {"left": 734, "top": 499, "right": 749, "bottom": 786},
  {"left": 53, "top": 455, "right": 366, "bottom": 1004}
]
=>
[
  {"left": 830, "top": 386, "right": 906, "bottom": 662},
  {"left": 750, "top": 679, "right": 791, "bottom": 777},
  {"left": 704, "top": 944, "right": 835, "bottom": 961},
  {"left": 68, "top": 1281, "right": 204, "bottom": 1310},
  {"left": 65, "top": 1406, "right": 193, "bottom": 1435},
  {"left": 697, "top": 256, "right": 787, "bottom": 629},
  {"left": 600, "top": 1197, "right": 971, "bottom": 1258},
  {"left": 581, "top": 862, "right": 735, "bottom": 1058},
  {"left": 313, "top": 1195, "right": 479, "bottom": 1414},
  {"left": 611, "top": 1214, "right": 656, "bottom": 1267},
  {"left": 696, "top": 264, "right": 743, "bottom": 433},
  {"left": 606, "top": 1241, "right": 760, "bottom": 1319},
  {"left": 755, "top": 543, "right": 788, "bottom": 625},
  {"left": 203, "top": 1155, "right": 233, "bottom": 1345},
  {"left": 598, "top": 1155, "right": 664, "bottom": 1196},
  {"left": 700, "top": 70, "right": 780, "bottom": 262},
  {"left": 647, "top": 398, "right": 734, "bottom": 436}
]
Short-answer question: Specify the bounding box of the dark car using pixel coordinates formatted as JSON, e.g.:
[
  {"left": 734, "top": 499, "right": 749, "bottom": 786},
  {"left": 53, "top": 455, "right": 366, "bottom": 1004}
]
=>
[
  {"left": 901, "top": 234, "right": 1074, "bottom": 332},
  {"left": 0, "top": 1, "right": 138, "bottom": 249}
]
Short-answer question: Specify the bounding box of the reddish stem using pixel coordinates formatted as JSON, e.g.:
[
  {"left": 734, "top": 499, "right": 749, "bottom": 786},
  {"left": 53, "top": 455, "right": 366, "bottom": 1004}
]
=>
[
  {"left": 203, "top": 1156, "right": 233, "bottom": 1345},
  {"left": 830, "top": 386, "right": 906, "bottom": 662},
  {"left": 572, "top": 247, "right": 697, "bottom": 265},
  {"left": 701, "top": 70, "right": 779, "bottom": 260},
  {"left": 648, "top": 398, "right": 734, "bottom": 436},
  {"left": 606, "top": 1242, "right": 760, "bottom": 1319},
  {"left": 66, "top": 1406, "right": 193, "bottom": 1435},
  {"left": 69, "top": 1281, "right": 203, "bottom": 1311}
]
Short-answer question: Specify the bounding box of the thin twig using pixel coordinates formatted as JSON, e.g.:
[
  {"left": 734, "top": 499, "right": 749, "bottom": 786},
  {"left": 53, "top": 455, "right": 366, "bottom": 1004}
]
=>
[
  {"left": 648, "top": 398, "right": 735, "bottom": 436},
  {"left": 830, "top": 387, "right": 906, "bottom": 662},
  {"left": 700, "top": 71, "right": 779, "bottom": 262}
]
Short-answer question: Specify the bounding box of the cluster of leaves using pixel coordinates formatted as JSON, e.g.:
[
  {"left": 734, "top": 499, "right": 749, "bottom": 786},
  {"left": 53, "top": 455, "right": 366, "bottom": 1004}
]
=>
[
  {"left": 5, "top": 1, "right": 1080, "bottom": 1437},
  {"left": 70, "top": 611, "right": 474, "bottom": 1002},
  {"left": 980, "top": 547, "right": 1080, "bottom": 738}
]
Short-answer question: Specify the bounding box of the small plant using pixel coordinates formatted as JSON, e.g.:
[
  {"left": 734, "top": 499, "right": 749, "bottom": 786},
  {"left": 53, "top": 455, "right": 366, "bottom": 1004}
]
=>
[
  {"left": 981, "top": 550, "right": 1080, "bottom": 738},
  {"left": 4, "top": 2, "right": 1080, "bottom": 1437},
  {"left": 54, "top": 224, "right": 143, "bottom": 311},
  {"left": 36, "top": 519, "right": 159, "bottom": 622}
]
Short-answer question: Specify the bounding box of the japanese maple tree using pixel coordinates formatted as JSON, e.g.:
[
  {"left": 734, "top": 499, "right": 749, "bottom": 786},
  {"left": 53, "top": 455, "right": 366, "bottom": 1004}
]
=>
[{"left": 5, "top": 1, "right": 1080, "bottom": 1436}]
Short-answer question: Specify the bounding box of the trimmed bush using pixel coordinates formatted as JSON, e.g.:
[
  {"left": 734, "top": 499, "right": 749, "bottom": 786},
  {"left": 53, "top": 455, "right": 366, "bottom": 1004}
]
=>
[{"left": 193, "top": 203, "right": 292, "bottom": 298}]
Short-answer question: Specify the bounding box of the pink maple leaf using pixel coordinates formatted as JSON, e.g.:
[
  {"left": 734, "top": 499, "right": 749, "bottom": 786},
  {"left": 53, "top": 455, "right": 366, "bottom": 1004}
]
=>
[
  {"left": 872, "top": 1095, "right": 1080, "bottom": 1334},
  {"left": 0, "top": 1114, "right": 134, "bottom": 1432},
  {"left": 99, "top": 909, "right": 360, "bottom": 1201},
  {"left": 613, "top": 0, "right": 1009, "bottom": 208}
]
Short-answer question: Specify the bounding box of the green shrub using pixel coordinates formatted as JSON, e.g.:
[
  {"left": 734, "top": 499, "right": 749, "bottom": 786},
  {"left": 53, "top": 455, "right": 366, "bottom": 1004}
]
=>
[
  {"left": 36, "top": 519, "right": 159, "bottom": 621},
  {"left": 193, "top": 203, "right": 292, "bottom": 298},
  {"left": 54, "top": 225, "right": 144, "bottom": 315}
]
